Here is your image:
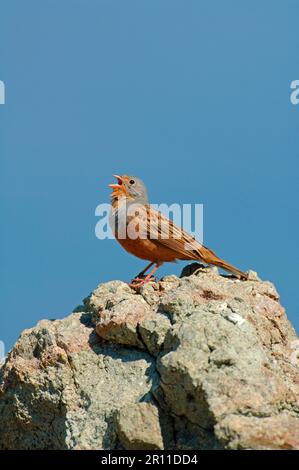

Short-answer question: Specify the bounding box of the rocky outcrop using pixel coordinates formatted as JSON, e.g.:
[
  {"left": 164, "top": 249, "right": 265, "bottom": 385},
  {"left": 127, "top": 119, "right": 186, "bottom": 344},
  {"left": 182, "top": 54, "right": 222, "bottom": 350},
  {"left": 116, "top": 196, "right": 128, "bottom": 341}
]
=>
[{"left": 0, "top": 264, "right": 299, "bottom": 450}]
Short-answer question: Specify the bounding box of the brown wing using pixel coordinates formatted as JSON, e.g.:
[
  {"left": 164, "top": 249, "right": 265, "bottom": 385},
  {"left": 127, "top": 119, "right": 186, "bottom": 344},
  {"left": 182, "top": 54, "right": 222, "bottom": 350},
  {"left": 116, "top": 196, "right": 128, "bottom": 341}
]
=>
[
  {"left": 125, "top": 203, "right": 247, "bottom": 278},
  {"left": 143, "top": 205, "right": 208, "bottom": 261}
]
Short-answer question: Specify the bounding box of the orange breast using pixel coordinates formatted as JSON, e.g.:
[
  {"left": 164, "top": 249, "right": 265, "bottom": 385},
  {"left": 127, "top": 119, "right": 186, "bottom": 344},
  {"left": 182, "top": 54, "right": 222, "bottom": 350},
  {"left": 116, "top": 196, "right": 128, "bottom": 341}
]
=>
[{"left": 115, "top": 235, "right": 178, "bottom": 263}]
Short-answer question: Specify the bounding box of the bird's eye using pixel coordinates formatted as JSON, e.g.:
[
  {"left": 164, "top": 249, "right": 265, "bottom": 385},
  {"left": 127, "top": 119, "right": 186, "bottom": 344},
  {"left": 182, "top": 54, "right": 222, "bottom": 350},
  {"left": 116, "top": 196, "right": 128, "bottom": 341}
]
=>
[{"left": 129, "top": 179, "right": 135, "bottom": 185}]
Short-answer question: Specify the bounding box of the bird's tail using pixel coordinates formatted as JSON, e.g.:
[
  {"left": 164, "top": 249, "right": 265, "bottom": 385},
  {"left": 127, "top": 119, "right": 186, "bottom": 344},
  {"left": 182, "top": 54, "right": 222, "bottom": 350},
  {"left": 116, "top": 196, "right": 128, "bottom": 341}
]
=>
[{"left": 199, "top": 246, "right": 248, "bottom": 280}]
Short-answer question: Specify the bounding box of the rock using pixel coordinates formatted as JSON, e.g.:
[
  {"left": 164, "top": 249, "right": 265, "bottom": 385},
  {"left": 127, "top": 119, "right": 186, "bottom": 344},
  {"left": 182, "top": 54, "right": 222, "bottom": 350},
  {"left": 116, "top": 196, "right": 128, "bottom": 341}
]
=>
[
  {"left": 0, "top": 265, "right": 299, "bottom": 450},
  {"left": 116, "top": 403, "right": 164, "bottom": 450},
  {"left": 92, "top": 282, "right": 171, "bottom": 354},
  {"left": 95, "top": 294, "right": 153, "bottom": 349},
  {"left": 247, "top": 270, "right": 261, "bottom": 281},
  {"left": 216, "top": 414, "right": 299, "bottom": 450},
  {"left": 138, "top": 314, "right": 172, "bottom": 357},
  {"left": 86, "top": 280, "right": 134, "bottom": 324},
  {"left": 0, "top": 313, "right": 158, "bottom": 450}
]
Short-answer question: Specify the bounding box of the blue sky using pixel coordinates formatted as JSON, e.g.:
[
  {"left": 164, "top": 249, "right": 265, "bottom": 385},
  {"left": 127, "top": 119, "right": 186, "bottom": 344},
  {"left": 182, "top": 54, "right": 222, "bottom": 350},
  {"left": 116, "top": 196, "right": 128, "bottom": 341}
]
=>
[{"left": 1, "top": 0, "right": 298, "bottom": 351}]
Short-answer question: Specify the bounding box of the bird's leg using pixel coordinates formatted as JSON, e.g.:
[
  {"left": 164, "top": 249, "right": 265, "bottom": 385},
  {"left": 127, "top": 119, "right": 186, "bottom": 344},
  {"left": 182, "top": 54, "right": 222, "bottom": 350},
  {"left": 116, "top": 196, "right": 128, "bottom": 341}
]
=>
[
  {"left": 134, "top": 262, "right": 155, "bottom": 280},
  {"left": 129, "top": 263, "right": 161, "bottom": 288},
  {"left": 129, "top": 261, "right": 155, "bottom": 284}
]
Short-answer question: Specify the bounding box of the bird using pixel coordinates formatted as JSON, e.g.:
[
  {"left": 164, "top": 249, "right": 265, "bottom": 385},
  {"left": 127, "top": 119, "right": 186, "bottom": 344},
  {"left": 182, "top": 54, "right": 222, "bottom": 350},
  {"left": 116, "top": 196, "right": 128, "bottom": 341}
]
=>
[{"left": 108, "top": 174, "right": 248, "bottom": 287}]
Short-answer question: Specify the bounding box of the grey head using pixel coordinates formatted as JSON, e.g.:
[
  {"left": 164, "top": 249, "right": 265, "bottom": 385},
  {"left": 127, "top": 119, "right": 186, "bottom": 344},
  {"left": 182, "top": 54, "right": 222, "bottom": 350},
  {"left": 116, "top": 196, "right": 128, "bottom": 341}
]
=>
[{"left": 109, "top": 174, "right": 149, "bottom": 205}]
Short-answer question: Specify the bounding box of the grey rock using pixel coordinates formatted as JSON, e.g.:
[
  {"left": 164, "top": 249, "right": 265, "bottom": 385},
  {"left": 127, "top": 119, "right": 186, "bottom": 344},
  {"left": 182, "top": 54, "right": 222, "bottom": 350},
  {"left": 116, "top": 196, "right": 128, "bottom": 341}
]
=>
[
  {"left": 1, "top": 265, "right": 299, "bottom": 450},
  {"left": 95, "top": 295, "right": 152, "bottom": 349},
  {"left": 116, "top": 403, "right": 164, "bottom": 450},
  {"left": 215, "top": 414, "right": 299, "bottom": 450},
  {"left": 0, "top": 313, "right": 158, "bottom": 449},
  {"left": 247, "top": 270, "right": 261, "bottom": 281},
  {"left": 138, "top": 313, "right": 172, "bottom": 357}
]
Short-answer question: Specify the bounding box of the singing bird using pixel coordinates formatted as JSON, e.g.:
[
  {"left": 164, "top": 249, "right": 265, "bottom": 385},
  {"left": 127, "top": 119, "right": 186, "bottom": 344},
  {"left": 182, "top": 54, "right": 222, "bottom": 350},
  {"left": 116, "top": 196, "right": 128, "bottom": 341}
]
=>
[{"left": 109, "top": 174, "right": 248, "bottom": 287}]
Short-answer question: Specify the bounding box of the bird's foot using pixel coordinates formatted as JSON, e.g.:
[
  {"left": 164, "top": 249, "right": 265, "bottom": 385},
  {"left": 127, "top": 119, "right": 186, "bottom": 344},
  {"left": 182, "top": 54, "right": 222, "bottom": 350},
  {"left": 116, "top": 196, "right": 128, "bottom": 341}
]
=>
[{"left": 128, "top": 275, "right": 157, "bottom": 289}]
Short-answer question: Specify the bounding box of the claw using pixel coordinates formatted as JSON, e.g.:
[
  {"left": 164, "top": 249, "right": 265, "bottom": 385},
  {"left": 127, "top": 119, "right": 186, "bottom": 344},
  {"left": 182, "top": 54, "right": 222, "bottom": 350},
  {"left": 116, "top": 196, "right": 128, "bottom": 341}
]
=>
[
  {"left": 127, "top": 262, "right": 160, "bottom": 289},
  {"left": 128, "top": 275, "right": 157, "bottom": 289}
]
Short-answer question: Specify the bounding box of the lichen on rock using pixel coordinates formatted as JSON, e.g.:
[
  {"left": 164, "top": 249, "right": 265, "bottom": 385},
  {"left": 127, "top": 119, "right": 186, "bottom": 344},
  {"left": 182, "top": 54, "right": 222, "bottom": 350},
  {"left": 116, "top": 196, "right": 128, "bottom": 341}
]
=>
[{"left": 0, "top": 264, "right": 298, "bottom": 449}]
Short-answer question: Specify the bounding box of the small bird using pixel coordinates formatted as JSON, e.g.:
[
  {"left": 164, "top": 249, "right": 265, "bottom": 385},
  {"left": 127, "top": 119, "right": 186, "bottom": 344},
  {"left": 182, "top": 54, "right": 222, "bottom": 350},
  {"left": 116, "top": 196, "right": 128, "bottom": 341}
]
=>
[{"left": 109, "top": 174, "right": 248, "bottom": 287}]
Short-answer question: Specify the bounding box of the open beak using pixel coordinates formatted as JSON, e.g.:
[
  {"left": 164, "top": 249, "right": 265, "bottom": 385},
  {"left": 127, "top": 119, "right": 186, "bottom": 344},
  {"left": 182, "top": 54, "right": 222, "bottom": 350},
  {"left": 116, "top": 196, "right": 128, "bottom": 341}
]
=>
[{"left": 108, "top": 174, "right": 123, "bottom": 189}]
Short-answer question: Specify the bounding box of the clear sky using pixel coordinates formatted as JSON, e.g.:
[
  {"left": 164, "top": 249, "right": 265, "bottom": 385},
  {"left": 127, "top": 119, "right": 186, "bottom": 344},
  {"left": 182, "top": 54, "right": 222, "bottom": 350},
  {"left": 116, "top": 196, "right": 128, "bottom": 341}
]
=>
[{"left": 1, "top": 1, "right": 298, "bottom": 352}]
